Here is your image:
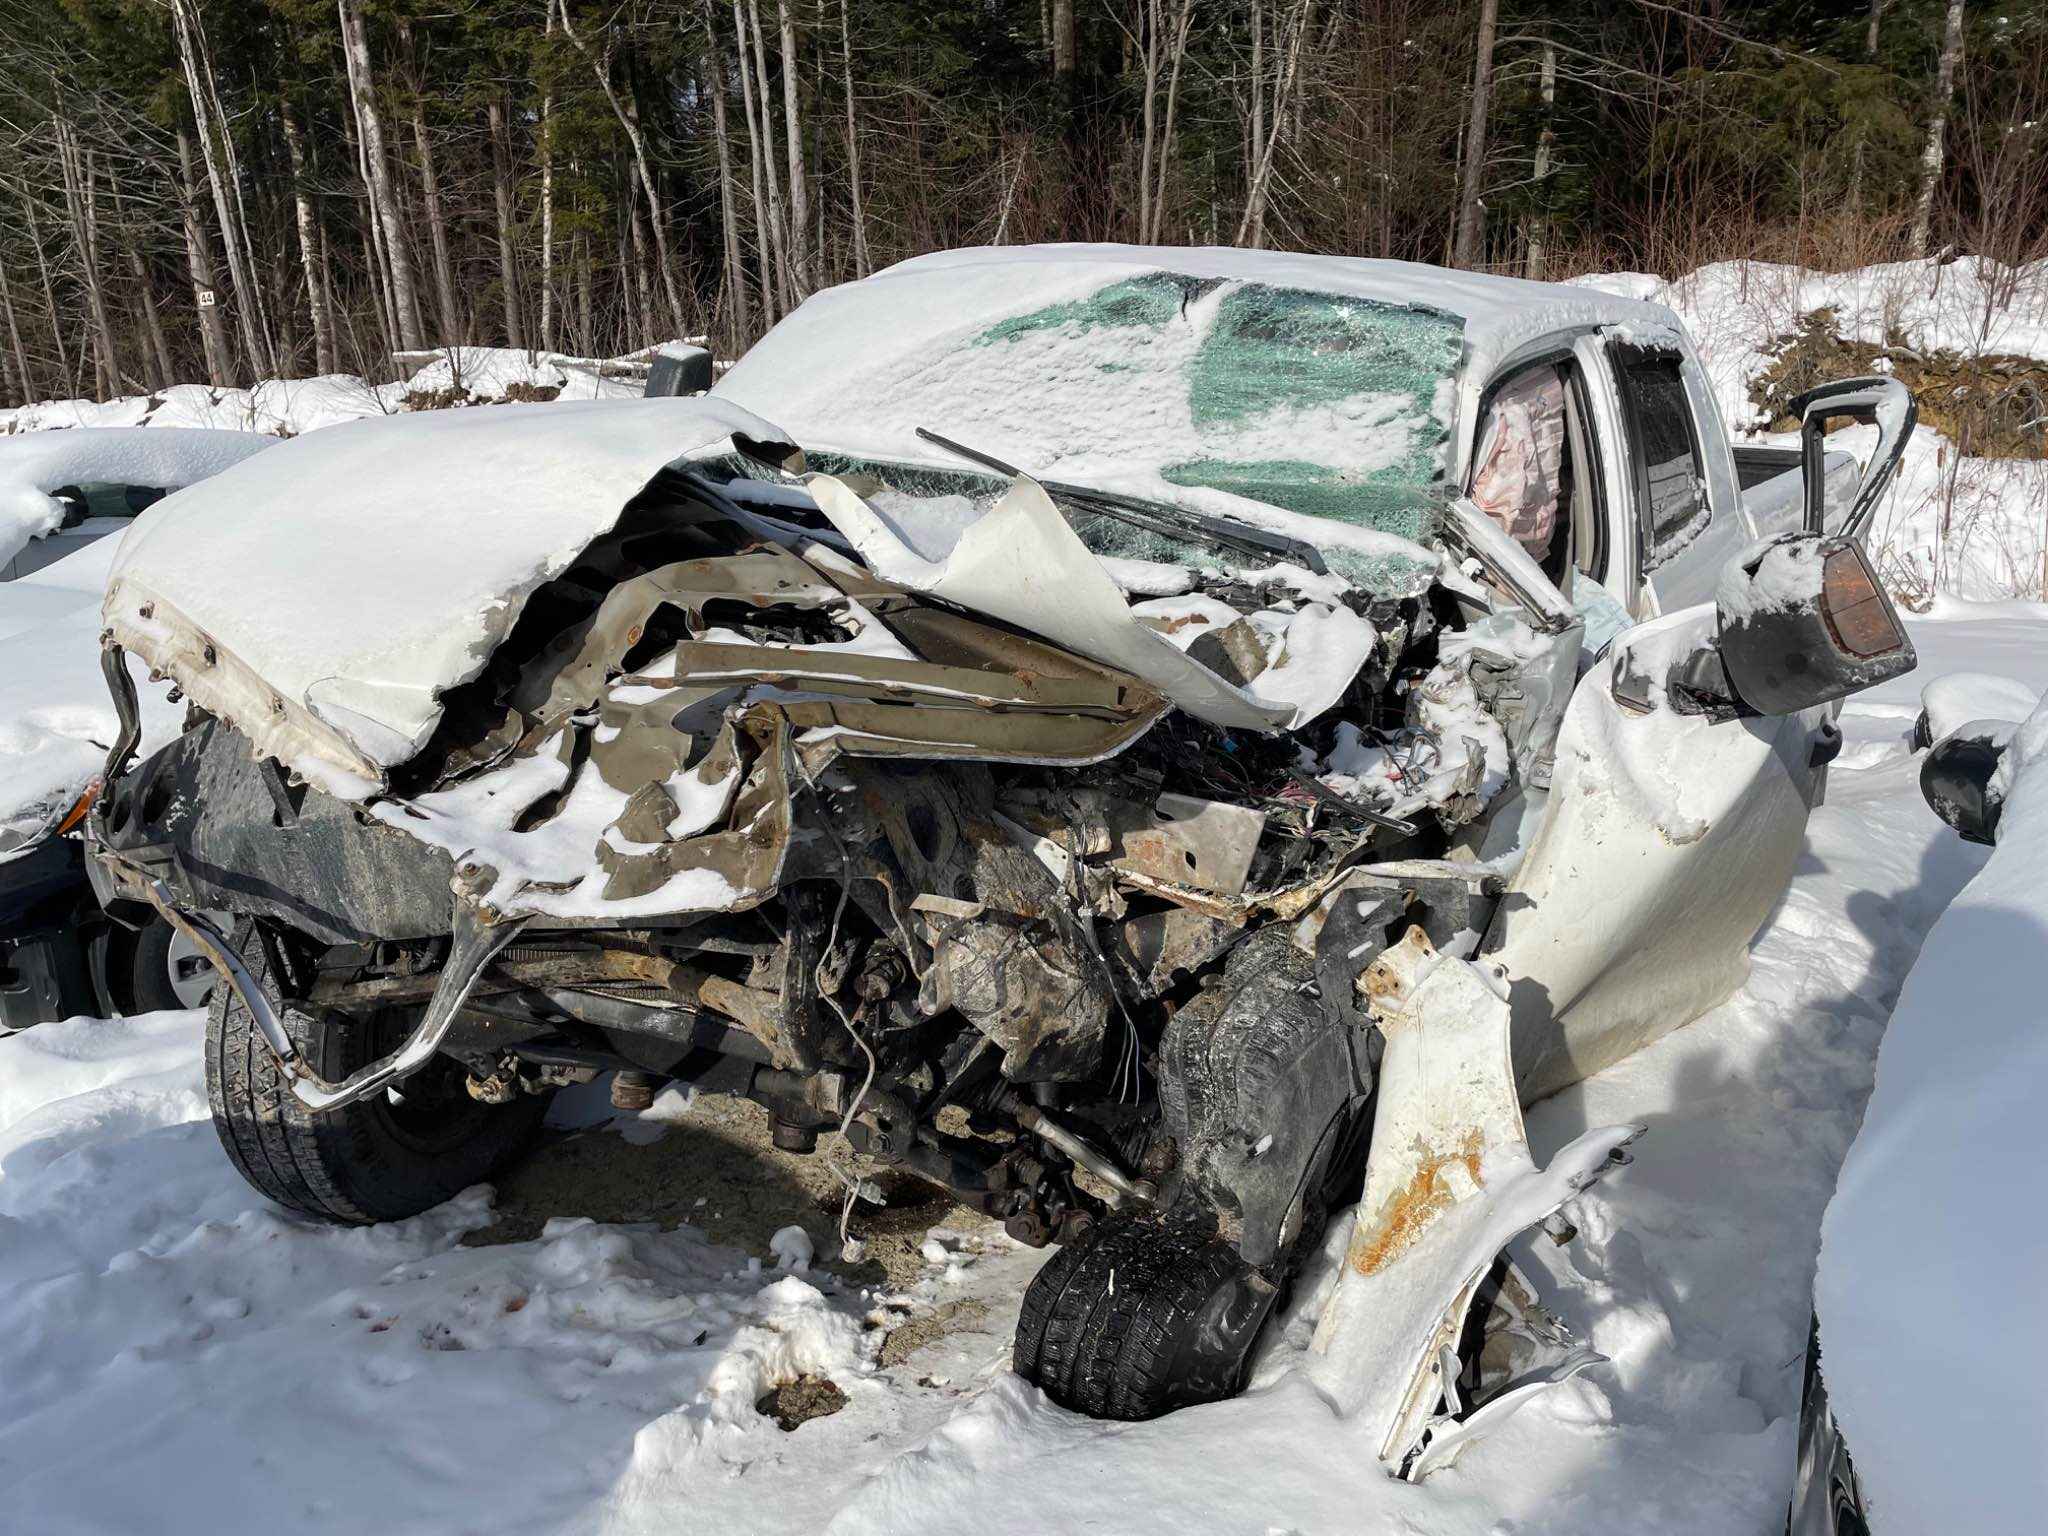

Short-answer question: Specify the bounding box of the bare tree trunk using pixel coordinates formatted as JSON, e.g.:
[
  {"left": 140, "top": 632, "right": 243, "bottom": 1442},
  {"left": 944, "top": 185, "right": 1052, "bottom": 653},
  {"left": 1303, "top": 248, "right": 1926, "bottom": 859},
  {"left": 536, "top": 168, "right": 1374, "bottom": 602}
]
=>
[
  {"left": 1138, "top": 0, "right": 1160, "bottom": 241},
  {"left": 1452, "top": 0, "right": 1499, "bottom": 267},
  {"left": 170, "top": 0, "right": 276, "bottom": 377},
  {"left": 1910, "top": 0, "right": 1966, "bottom": 257},
  {"left": 627, "top": 197, "right": 657, "bottom": 343},
  {"left": 1523, "top": 38, "right": 1556, "bottom": 280},
  {"left": 108, "top": 158, "right": 174, "bottom": 388},
  {"left": 576, "top": 229, "right": 593, "bottom": 354},
  {"left": 1237, "top": 0, "right": 1309, "bottom": 247},
  {"left": 839, "top": 0, "right": 869, "bottom": 276},
  {"left": 0, "top": 258, "right": 32, "bottom": 400},
  {"left": 338, "top": 0, "right": 427, "bottom": 351},
  {"left": 172, "top": 131, "right": 233, "bottom": 385},
  {"left": 54, "top": 120, "right": 122, "bottom": 396},
  {"left": 337, "top": 102, "right": 400, "bottom": 359},
  {"left": 776, "top": 0, "right": 813, "bottom": 296},
  {"left": 20, "top": 187, "right": 75, "bottom": 394},
  {"left": 557, "top": 3, "right": 691, "bottom": 336},
  {"left": 745, "top": 0, "right": 795, "bottom": 310},
  {"left": 398, "top": 24, "right": 461, "bottom": 345},
  {"left": 704, "top": 0, "right": 753, "bottom": 344},
  {"left": 1052, "top": 0, "right": 1075, "bottom": 78},
  {"left": 487, "top": 99, "right": 526, "bottom": 349},
  {"left": 733, "top": 0, "right": 781, "bottom": 323},
  {"left": 409, "top": 110, "right": 458, "bottom": 342},
  {"left": 1867, "top": 0, "right": 1885, "bottom": 58},
  {"left": 280, "top": 101, "right": 338, "bottom": 375},
  {"left": 1146, "top": 0, "right": 1194, "bottom": 244},
  {"left": 540, "top": 3, "right": 558, "bottom": 355}
]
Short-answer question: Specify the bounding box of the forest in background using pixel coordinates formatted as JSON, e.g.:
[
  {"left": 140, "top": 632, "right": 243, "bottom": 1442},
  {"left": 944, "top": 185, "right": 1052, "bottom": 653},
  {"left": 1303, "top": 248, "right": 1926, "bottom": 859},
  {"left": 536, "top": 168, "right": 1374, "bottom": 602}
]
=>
[{"left": 0, "top": 0, "right": 2044, "bottom": 405}]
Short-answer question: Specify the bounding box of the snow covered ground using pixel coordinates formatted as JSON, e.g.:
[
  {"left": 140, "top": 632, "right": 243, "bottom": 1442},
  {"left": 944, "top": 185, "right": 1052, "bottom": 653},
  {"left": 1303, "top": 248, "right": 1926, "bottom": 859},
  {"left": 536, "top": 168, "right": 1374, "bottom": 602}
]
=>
[{"left": 3, "top": 603, "right": 2035, "bottom": 1535}]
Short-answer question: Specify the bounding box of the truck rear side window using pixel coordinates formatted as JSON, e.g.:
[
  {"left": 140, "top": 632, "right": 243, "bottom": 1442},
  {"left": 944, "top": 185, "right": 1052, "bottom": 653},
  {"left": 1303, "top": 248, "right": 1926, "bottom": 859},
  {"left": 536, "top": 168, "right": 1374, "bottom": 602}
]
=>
[{"left": 1615, "top": 351, "right": 1707, "bottom": 570}]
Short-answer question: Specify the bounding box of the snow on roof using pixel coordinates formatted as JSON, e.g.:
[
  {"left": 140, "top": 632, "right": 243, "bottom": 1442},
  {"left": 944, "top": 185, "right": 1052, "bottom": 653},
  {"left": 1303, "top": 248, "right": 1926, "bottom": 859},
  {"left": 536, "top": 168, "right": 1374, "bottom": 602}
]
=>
[
  {"left": 102, "top": 396, "right": 792, "bottom": 791},
  {"left": 717, "top": 244, "right": 1676, "bottom": 511},
  {"left": 0, "top": 427, "right": 278, "bottom": 567},
  {"left": 887, "top": 244, "right": 1678, "bottom": 367}
]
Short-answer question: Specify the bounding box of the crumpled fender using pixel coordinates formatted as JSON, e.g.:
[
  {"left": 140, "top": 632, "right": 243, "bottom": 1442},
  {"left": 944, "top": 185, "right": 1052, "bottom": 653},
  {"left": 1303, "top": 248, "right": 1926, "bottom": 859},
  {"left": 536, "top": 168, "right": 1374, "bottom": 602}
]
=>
[{"left": 1306, "top": 926, "right": 1641, "bottom": 1476}]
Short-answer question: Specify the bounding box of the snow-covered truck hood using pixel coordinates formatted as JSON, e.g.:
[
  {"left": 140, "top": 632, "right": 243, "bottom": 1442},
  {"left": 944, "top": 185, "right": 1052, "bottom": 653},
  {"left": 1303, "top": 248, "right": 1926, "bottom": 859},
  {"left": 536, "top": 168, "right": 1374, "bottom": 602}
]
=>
[
  {"left": 102, "top": 398, "right": 794, "bottom": 794},
  {"left": 1, "top": 426, "right": 278, "bottom": 568}
]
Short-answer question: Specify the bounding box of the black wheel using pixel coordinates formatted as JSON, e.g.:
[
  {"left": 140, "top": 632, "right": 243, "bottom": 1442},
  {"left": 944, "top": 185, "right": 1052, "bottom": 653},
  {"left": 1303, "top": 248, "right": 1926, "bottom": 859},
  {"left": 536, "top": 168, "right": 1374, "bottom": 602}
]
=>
[
  {"left": 1013, "top": 1213, "right": 1280, "bottom": 1420},
  {"left": 206, "top": 918, "right": 548, "bottom": 1225},
  {"left": 105, "top": 917, "right": 220, "bottom": 1015}
]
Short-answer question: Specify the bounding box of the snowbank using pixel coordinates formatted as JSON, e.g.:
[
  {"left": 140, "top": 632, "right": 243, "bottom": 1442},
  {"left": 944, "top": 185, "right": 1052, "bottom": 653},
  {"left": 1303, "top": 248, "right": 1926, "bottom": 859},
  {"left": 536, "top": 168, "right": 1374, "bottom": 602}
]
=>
[
  {"left": 0, "top": 426, "right": 277, "bottom": 567},
  {"left": 0, "top": 341, "right": 682, "bottom": 438},
  {"left": 1815, "top": 686, "right": 2048, "bottom": 1533}
]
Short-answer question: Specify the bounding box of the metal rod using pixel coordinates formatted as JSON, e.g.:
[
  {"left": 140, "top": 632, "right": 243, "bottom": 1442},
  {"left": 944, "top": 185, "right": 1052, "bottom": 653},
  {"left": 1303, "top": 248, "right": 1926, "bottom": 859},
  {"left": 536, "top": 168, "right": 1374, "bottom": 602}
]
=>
[
  {"left": 134, "top": 871, "right": 529, "bottom": 1112},
  {"left": 1009, "top": 1099, "right": 1155, "bottom": 1208}
]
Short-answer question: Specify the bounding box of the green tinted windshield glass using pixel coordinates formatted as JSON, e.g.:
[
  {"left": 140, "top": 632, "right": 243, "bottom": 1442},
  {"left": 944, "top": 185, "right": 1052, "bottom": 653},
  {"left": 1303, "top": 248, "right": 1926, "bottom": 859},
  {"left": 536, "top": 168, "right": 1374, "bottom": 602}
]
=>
[{"left": 972, "top": 273, "right": 1462, "bottom": 551}]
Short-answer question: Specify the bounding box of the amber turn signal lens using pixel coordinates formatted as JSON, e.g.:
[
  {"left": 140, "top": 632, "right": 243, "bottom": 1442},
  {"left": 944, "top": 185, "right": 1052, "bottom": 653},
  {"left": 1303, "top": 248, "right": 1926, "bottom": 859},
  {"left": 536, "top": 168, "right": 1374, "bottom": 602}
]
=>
[
  {"left": 1820, "top": 544, "right": 1903, "bottom": 659},
  {"left": 54, "top": 779, "right": 102, "bottom": 836}
]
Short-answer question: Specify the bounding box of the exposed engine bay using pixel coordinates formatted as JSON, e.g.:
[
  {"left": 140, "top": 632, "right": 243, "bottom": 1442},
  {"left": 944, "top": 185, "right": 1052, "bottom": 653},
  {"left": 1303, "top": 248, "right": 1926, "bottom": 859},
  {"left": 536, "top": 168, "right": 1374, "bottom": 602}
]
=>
[{"left": 90, "top": 440, "right": 1586, "bottom": 1437}]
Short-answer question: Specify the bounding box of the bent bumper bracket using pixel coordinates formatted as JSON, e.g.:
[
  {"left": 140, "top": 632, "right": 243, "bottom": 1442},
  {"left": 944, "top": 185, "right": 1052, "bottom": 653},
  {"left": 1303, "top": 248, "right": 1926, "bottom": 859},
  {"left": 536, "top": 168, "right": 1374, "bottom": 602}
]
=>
[{"left": 135, "top": 875, "right": 524, "bottom": 1111}]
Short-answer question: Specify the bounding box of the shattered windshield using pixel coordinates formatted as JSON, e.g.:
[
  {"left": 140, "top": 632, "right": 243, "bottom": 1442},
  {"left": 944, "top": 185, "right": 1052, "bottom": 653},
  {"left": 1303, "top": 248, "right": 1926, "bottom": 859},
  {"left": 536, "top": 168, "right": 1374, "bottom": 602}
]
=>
[
  {"left": 965, "top": 271, "right": 1463, "bottom": 541},
  {"left": 842, "top": 272, "right": 1459, "bottom": 591}
]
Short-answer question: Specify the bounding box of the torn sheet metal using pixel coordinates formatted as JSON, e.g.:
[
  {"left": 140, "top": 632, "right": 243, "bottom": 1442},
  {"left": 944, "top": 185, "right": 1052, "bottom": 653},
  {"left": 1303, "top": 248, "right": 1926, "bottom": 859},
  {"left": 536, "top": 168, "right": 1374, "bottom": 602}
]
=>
[
  {"left": 1305, "top": 926, "right": 1641, "bottom": 1475},
  {"left": 806, "top": 474, "right": 1377, "bottom": 733},
  {"left": 348, "top": 519, "right": 1173, "bottom": 924},
  {"left": 101, "top": 399, "right": 797, "bottom": 791},
  {"left": 1106, "top": 793, "right": 1267, "bottom": 896}
]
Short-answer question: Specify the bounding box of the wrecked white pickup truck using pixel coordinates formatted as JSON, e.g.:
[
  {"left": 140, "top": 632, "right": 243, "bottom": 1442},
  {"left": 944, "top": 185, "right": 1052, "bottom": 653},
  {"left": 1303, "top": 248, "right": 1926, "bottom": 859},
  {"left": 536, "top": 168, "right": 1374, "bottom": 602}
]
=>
[{"left": 85, "top": 247, "right": 1917, "bottom": 1471}]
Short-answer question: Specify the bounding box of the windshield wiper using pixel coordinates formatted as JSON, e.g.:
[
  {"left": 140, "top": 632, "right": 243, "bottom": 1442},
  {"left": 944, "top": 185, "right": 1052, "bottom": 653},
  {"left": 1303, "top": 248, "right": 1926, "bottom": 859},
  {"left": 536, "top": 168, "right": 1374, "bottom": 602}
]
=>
[{"left": 915, "top": 427, "right": 1329, "bottom": 577}]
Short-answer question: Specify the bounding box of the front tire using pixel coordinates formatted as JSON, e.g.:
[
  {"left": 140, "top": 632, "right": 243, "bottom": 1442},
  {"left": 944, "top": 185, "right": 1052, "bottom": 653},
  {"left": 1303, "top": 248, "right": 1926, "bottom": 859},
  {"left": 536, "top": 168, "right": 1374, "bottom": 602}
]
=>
[
  {"left": 206, "top": 919, "right": 547, "bottom": 1225},
  {"left": 1013, "top": 1214, "right": 1280, "bottom": 1420}
]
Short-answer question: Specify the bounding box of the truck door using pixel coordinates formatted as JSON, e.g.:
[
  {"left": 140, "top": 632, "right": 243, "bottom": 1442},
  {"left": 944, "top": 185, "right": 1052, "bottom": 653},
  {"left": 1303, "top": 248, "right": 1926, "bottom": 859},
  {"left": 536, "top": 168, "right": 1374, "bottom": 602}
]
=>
[{"left": 1481, "top": 339, "right": 1830, "bottom": 1103}]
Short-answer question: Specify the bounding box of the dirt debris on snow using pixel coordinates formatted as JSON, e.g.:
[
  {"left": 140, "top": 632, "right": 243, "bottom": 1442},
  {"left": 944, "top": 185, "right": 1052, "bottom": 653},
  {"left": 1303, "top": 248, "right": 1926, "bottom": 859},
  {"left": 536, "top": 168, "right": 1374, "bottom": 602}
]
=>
[
  {"left": 758, "top": 1375, "right": 851, "bottom": 1430},
  {"left": 465, "top": 1087, "right": 998, "bottom": 1295}
]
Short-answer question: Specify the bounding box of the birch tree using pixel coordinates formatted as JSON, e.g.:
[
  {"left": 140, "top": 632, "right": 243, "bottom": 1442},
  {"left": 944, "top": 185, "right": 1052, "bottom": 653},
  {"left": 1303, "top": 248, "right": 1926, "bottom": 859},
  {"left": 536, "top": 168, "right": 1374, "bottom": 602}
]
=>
[
  {"left": 839, "top": 0, "right": 868, "bottom": 275},
  {"left": 338, "top": 0, "right": 426, "bottom": 352},
  {"left": 1237, "top": 0, "right": 1311, "bottom": 247},
  {"left": 486, "top": 97, "right": 526, "bottom": 349},
  {"left": 776, "top": 0, "right": 812, "bottom": 295},
  {"left": 168, "top": 129, "right": 232, "bottom": 385},
  {"left": 703, "top": 0, "right": 753, "bottom": 338},
  {"left": 279, "top": 98, "right": 337, "bottom": 375},
  {"left": 1910, "top": 0, "right": 1967, "bottom": 257},
  {"left": 731, "top": 0, "right": 780, "bottom": 324},
  {"left": 169, "top": 0, "right": 276, "bottom": 376}
]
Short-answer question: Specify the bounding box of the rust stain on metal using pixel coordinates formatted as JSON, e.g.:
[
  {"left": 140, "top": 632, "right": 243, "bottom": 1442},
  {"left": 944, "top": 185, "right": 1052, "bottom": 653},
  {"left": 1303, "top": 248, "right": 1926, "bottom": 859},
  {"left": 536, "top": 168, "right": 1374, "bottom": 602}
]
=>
[{"left": 1351, "top": 1130, "right": 1485, "bottom": 1277}]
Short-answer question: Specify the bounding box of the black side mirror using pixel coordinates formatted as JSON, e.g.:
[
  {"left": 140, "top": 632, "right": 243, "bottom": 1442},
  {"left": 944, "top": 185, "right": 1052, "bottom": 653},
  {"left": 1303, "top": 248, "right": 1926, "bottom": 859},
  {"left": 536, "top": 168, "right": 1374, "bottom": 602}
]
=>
[
  {"left": 1712, "top": 532, "right": 1916, "bottom": 716},
  {"left": 1921, "top": 726, "right": 2008, "bottom": 845},
  {"left": 644, "top": 347, "right": 715, "bottom": 397}
]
